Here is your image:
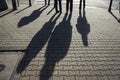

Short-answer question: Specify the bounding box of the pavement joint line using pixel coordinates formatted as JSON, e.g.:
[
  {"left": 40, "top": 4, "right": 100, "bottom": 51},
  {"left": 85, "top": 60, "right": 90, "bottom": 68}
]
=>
[{"left": 0, "top": 50, "right": 27, "bottom": 52}]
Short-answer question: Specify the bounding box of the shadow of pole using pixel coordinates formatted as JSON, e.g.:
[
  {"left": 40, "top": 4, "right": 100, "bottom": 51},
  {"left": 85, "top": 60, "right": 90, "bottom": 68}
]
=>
[
  {"left": 0, "top": 9, "right": 13, "bottom": 17},
  {"left": 108, "top": 0, "right": 113, "bottom": 12},
  {"left": 47, "top": 7, "right": 54, "bottom": 15},
  {"left": 15, "top": 6, "right": 30, "bottom": 14},
  {"left": 109, "top": 11, "right": 120, "bottom": 23}
]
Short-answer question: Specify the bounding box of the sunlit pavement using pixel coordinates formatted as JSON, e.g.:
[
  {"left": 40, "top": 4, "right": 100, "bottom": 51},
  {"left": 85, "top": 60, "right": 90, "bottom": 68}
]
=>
[{"left": 0, "top": 2, "right": 120, "bottom": 80}]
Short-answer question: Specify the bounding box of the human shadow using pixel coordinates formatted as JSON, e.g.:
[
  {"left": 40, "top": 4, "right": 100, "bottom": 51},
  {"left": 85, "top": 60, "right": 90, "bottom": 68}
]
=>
[
  {"left": 66, "top": 0, "right": 73, "bottom": 12},
  {"left": 16, "top": 13, "right": 61, "bottom": 73},
  {"left": 76, "top": 10, "right": 90, "bottom": 46},
  {"left": 17, "top": 5, "right": 48, "bottom": 28},
  {"left": 40, "top": 13, "right": 72, "bottom": 80},
  {"left": 79, "top": 0, "right": 86, "bottom": 10}
]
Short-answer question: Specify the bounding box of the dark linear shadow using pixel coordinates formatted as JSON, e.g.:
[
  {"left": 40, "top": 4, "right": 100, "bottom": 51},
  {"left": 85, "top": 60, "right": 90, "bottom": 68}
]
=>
[
  {"left": 16, "top": 13, "right": 61, "bottom": 73},
  {"left": 79, "top": 0, "right": 86, "bottom": 10},
  {"left": 17, "top": 5, "right": 48, "bottom": 28},
  {"left": 40, "top": 13, "right": 72, "bottom": 80},
  {"left": 0, "top": 9, "right": 13, "bottom": 17},
  {"left": 76, "top": 10, "right": 90, "bottom": 46},
  {"left": 47, "top": 7, "right": 54, "bottom": 15},
  {"left": 15, "top": 6, "right": 30, "bottom": 14},
  {"left": 109, "top": 11, "right": 120, "bottom": 23}
]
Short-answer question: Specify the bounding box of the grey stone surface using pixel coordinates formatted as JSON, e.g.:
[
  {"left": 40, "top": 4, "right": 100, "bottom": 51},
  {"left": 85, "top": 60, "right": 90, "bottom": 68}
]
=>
[
  {"left": 0, "top": 52, "right": 22, "bottom": 80},
  {"left": 0, "top": 3, "right": 120, "bottom": 80}
]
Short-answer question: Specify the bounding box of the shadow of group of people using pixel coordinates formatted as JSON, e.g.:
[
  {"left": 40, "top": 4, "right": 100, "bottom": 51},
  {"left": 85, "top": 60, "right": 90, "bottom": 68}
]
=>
[
  {"left": 16, "top": 0, "right": 90, "bottom": 80},
  {"left": 17, "top": 12, "right": 73, "bottom": 80},
  {"left": 45, "top": 0, "right": 86, "bottom": 13}
]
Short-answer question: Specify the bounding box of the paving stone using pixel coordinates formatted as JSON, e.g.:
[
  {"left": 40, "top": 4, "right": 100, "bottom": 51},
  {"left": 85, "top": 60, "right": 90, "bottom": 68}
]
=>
[
  {"left": 80, "top": 70, "right": 91, "bottom": 76},
  {"left": 26, "top": 65, "right": 33, "bottom": 70},
  {"left": 96, "top": 61, "right": 106, "bottom": 65},
  {"left": 1, "top": 3, "right": 120, "bottom": 80},
  {"left": 38, "top": 61, "right": 45, "bottom": 65},
  {"left": 72, "top": 57, "right": 81, "bottom": 61},
  {"left": 77, "top": 61, "right": 88, "bottom": 66},
  {"left": 12, "top": 74, "right": 21, "bottom": 80},
  {"left": 52, "top": 71, "right": 58, "bottom": 76},
  {"left": 86, "top": 76, "right": 98, "bottom": 80},
  {"left": 81, "top": 57, "right": 90, "bottom": 61},
  {"left": 63, "top": 58, "right": 72, "bottom": 61},
  {"left": 64, "top": 76, "right": 75, "bottom": 80},
  {"left": 105, "top": 61, "right": 115, "bottom": 65},
  {"left": 19, "top": 76, "right": 30, "bottom": 80},
  {"left": 53, "top": 76, "right": 63, "bottom": 80},
  {"left": 113, "top": 65, "right": 120, "bottom": 70},
  {"left": 54, "top": 66, "right": 63, "bottom": 70},
  {"left": 25, "top": 70, "right": 37, "bottom": 76},
  {"left": 58, "top": 61, "right": 68, "bottom": 66},
  {"left": 89, "top": 57, "right": 100, "bottom": 61},
  {"left": 58, "top": 71, "right": 69, "bottom": 76},
  {"left": 67, "top": 61, "right": 77, "bottom": 66},
  {"left": 69, "top": 71, "right": 80, "bottom": 76},
  {"left": 73, "top": 66, "right": 84, "bottom": 70},
  {"left": 103, "top": 65, "right": 114, "bottom": 70},
  {"left": 29, "top": 76, "right": 39, "bottom": 80},
  {"left": 83, "top": 65, "right": 94, "bottom": 70},
  {"left": 97, "top": 76, "right": 109, "bottom": 80},
  {"left": 108, "top": 76, "right": 120, "bottom": 80},
  {"left": 86, "top": 61, "right": 97, "bottom": 66},
  {"left": 29, "top": 61, "right": 39, "bottom": 65},
  {"left": 20, "top": 71, "right": 27, "bottom": 77},
  {"left": 63, "top": 66, "right": 73, "bottom": 70},
  {"left": 110, "top": 70, "right": 120, "bottom": 76},
  {"left": 75, "top": 76, "right": 86, "bottom": 80},
  {"left": 93, "top": 65, "right": 104, "bottom": 70},
  {"left": 100, "top": 70, "right": 112, "bottom": 76},
  {"left": 89, "top": 70, "right": 101, "bottom": 76}
]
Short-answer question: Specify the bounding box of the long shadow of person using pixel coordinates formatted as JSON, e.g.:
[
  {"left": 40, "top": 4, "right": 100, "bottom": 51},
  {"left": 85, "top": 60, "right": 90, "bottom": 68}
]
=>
[
  {"left": 16, "top": 13, "right": 61, "bottom": 73},
  {"left": 76, "top": 10, "right": 90, "bottom": 46},
  {"left": 66, "top": 0, "right": 73, "bottom": 13},
  {"left": 40, "top": 13, "right": 72, "bottom": 80},
  {"left": 18, "top": 5, "right": 48, "bottom": 28}
]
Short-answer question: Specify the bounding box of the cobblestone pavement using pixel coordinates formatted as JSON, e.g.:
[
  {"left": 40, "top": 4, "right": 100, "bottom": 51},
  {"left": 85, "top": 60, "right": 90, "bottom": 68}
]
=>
[{"left": 0, "top": 4, "right": 120, "bottom": 80}]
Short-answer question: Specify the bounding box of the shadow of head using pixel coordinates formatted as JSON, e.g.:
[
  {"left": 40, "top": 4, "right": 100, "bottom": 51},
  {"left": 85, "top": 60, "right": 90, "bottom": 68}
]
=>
[
  {"left": 76, "top": 10, "right": 90, "bottom": 46},
  {"left": 17, "top": 5, "right": 48, "bottom": 28}
]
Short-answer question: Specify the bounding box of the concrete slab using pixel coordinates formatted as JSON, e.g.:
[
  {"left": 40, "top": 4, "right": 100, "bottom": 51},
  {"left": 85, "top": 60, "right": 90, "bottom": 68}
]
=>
[{"left": 0, "top": 52, "right": 22, "bottom": 80}]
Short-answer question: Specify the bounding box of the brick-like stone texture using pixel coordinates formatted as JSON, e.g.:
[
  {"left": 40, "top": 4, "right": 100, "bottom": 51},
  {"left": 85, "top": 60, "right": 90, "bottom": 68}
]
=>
[{"left": 1, "top": 3, "right": 120, "bottom": 80}]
